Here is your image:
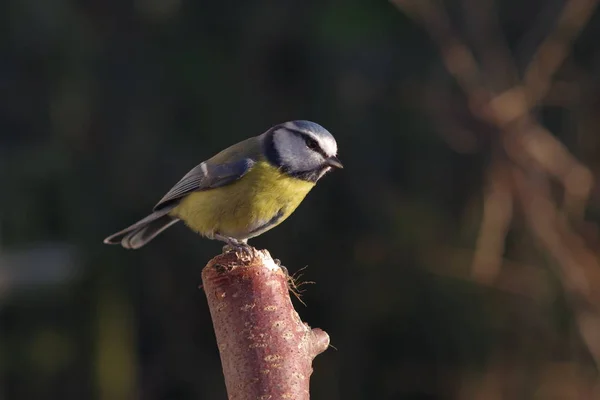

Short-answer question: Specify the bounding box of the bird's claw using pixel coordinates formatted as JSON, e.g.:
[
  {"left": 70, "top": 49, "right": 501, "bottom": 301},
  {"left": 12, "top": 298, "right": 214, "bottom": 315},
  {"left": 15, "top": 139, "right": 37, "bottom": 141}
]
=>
[
  {"left": 222, "top": 242, "right": 254, "bottom": 259},
  {"left": 236, "top": 245, "right": 254, "bottom": 259}
]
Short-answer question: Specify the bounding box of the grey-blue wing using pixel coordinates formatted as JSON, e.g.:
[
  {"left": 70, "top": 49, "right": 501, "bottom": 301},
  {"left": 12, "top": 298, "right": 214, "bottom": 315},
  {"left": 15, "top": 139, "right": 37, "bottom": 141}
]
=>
[{"left": 153, "top": 158, "right": 255, "bottom": 211}]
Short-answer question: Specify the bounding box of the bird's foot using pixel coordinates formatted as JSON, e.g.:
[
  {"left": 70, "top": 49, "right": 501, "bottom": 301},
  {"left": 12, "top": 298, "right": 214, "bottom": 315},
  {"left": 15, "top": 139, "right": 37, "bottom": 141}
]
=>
[
  {"left": 218, "top": 236, "right": 254, "bottom": 259},
  {"left": 223, "top": 244, "right": 254, "bottom": 259}
]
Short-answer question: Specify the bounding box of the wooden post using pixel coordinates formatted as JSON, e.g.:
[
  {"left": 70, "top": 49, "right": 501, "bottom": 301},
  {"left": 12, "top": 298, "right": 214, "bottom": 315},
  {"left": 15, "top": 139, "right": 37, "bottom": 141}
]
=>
[{"left": 201, "top": 249, "right": 329, "bottom": 400}]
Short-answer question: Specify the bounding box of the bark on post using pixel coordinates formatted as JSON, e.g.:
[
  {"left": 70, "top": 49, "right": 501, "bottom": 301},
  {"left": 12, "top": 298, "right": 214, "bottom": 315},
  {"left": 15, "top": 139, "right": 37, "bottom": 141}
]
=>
[{"left": 201, "top": 248, "right": 329, "bottom": 400}]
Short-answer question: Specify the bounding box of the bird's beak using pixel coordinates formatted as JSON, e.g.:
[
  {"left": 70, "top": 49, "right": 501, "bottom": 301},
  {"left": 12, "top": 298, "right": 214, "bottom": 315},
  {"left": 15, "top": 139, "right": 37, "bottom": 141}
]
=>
[{"left": 326, "top": 156, "right": 344, "bottom": 169}]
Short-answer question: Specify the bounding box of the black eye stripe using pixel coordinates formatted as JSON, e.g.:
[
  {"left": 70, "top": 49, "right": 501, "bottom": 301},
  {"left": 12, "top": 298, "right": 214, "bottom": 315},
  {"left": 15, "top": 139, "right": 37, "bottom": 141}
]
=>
[
  {"left": 301, "top": 134, "right": 327, "bottom": 157},
  {"left": 286, "top": 128, "right": 328, "bottom": 158},
  {"left": 305, "top": 137, "right": 319, "bottom": 149}
]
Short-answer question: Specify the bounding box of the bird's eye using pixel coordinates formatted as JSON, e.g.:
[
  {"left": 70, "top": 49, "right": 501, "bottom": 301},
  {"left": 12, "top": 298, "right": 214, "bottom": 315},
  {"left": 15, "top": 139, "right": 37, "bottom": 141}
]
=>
[{"left": 305, "top": 137, "right": 319, "bottom": 150}]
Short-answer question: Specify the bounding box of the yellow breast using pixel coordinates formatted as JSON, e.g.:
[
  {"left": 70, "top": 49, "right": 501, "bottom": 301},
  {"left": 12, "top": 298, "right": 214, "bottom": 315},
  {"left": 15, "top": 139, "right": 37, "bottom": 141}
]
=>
[{"left": 170, "top": 161, "right": 315, "bottom": 240}]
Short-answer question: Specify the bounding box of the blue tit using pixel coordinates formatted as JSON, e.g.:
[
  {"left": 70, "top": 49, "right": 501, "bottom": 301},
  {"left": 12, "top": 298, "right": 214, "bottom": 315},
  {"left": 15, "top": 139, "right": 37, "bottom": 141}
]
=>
[{"left": 103, "top": 120, "right": 343, "bottom": 250}]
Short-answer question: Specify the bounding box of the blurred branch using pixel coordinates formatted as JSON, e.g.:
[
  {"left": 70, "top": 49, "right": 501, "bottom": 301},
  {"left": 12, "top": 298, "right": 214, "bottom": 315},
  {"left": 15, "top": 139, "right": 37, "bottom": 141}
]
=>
[
  {"left": 471, "top": 158, "right": 514, "bottom": 283},
  {"left": 524, "top": 0, "right": 599, "bottom": 105},
  {"left": 391, "top": 0, "right": 483, "bottom": 94},
  {"left": 462, "top": 0, "right": 520, "bottom": 91},
  {"left": 201, "top": 249, "right": 329, "bottom": 400},
  {"left": 513, "top": 166, "right": 600, "bottom": 367},
  {"left": 392, "top": 0, "right": 600, "bottom": 369}
]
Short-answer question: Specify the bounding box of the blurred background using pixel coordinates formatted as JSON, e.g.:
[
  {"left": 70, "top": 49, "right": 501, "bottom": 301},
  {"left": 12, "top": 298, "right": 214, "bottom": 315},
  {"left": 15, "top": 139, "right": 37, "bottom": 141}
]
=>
[{"left": 2, "top": 0, "right": 600, "bottom": 399}]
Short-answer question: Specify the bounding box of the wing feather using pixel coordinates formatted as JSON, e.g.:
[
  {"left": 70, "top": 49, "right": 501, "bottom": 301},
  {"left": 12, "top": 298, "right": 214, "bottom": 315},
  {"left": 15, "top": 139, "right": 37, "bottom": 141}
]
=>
[{"left": 153, "top": 158, "right": 255, "bottom": 211}]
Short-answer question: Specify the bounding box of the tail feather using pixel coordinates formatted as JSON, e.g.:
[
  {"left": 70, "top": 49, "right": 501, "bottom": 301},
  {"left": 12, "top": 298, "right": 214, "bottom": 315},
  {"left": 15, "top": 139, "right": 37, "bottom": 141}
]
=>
[{"left": 104, "top": 207, "right": 180, "bottom": 249}]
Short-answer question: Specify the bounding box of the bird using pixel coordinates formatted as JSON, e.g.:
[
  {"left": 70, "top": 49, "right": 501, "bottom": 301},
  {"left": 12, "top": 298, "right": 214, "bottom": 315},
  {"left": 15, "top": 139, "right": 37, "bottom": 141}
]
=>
[{"left": 103, "top": 120, "right": 343, "bottom": 251}]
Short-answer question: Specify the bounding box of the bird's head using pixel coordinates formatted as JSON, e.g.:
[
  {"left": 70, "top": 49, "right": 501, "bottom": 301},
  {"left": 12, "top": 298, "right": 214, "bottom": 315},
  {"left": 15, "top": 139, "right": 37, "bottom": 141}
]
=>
[{"left": 263, "top": 120, "right": 343, "bottom": 182}]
